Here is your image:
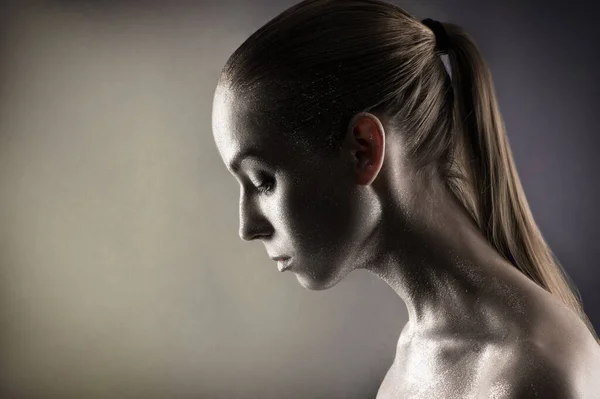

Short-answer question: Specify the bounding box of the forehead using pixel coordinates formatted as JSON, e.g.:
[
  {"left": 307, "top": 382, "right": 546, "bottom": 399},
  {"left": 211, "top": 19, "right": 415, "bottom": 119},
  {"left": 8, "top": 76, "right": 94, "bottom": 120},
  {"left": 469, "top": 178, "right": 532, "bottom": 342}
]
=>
[
  {"left": 212, "top": 84, "right": 242, "bottom": 161},
  {"left": 212, "top": 84, "right": 301, "bottom": 172}
]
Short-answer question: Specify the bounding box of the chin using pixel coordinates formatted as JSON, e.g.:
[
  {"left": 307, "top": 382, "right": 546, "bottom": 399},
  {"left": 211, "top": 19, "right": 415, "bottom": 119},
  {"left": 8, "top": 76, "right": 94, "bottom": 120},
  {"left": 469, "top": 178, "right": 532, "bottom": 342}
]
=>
[
  {"left": 293, "top": 266, "right": 348, "bottom": 291},
  {"left": 296, "top": 276, "right": 336, "bottom": 291}
]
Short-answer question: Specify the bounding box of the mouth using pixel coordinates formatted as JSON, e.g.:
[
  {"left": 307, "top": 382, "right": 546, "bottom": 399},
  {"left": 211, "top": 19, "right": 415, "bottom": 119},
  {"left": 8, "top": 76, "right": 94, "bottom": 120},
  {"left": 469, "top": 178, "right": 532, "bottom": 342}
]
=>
[{"left": 272, "top": 256, "right": 292, "bottom": 272}]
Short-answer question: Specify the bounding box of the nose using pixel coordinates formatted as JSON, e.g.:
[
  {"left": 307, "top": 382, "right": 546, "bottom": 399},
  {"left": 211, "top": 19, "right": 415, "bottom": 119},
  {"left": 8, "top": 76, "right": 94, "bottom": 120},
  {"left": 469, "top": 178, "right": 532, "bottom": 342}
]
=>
[
  {"left": 239, "top": 227, "right": 267, "bottom": 242},
  {"left": 238, "top": 193, "right": 270, "bottom": 241}
]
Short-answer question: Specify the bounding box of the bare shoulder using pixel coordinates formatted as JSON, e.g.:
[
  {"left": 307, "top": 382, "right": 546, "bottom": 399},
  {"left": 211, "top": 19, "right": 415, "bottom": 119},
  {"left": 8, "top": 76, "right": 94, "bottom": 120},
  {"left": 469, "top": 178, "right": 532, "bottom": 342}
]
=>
[
  {"left": 508, "top": 283, "right": 600, "bottom": 396},
  {"left": 493, "top": 357, "right": 577, "bottom": 398},
  {"left": 486, "top": 334, "right": 600, "bottom": 399}
]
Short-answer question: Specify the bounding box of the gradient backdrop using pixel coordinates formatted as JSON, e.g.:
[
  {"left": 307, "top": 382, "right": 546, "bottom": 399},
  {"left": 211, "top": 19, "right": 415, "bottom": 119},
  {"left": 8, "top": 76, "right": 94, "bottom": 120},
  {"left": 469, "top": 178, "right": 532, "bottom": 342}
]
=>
[{"left": 0, "top": 1, "right": 598, "bottom": 398}]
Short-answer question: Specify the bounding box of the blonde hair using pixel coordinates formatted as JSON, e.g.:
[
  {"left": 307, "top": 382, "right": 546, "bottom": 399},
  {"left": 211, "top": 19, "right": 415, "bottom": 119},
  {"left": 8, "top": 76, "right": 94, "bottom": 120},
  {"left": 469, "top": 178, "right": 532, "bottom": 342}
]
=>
[
  {"left": 440, "top": 23, "right": 599, "bottom": 343},
  {"left": 221, "top": 0, "right": 599, "bottom": 342}
]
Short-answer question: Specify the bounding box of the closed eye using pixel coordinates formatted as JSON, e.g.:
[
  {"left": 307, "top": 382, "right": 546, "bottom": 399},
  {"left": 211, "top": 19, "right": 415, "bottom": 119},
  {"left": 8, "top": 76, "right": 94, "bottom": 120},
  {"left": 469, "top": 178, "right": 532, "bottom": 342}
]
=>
[{"left": 256, "top": 179, "right": 274, "bottom": 194}]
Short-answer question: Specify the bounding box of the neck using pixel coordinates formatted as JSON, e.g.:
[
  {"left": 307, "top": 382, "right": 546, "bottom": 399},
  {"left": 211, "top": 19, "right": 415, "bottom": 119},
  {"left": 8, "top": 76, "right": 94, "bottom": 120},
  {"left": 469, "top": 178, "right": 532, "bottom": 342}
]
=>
[{"left": 363, "top": 177, "right": 531, "bottom": 342}]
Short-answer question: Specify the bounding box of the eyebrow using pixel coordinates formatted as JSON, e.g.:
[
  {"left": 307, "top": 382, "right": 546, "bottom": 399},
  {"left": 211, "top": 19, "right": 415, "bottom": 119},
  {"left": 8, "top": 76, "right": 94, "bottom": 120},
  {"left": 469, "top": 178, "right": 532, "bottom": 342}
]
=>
[{"left": 228, "top": 150, "right": 268, "bottom": 173}]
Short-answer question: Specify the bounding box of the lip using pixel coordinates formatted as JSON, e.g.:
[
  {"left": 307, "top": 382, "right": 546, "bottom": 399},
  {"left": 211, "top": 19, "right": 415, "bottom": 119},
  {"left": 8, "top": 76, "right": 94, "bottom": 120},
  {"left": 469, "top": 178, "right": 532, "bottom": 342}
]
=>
[{"left": 272, "top": 256, "right": 292, "bottom": 272}]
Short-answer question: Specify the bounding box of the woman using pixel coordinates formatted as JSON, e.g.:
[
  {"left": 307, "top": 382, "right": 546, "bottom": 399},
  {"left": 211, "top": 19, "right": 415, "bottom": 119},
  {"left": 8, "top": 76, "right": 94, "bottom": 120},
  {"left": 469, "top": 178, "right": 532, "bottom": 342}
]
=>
[{"left": 211, "top": 0, "right": 600, "bottom": 397}]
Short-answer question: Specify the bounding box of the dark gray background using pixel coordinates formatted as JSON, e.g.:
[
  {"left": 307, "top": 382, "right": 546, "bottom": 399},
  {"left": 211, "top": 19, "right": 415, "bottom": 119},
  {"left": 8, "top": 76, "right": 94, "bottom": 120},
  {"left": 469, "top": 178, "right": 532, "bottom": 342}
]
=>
[{"left": 0, "top": 1, "right": 598, "bottom": 398}]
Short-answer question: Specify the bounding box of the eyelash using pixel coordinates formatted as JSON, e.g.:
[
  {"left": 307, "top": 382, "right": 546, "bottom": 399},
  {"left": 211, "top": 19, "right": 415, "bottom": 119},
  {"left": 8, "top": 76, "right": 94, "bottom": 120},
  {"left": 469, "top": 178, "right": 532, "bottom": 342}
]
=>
[{"left": 256, "top": 180, "right": 274, "bottom": 194}]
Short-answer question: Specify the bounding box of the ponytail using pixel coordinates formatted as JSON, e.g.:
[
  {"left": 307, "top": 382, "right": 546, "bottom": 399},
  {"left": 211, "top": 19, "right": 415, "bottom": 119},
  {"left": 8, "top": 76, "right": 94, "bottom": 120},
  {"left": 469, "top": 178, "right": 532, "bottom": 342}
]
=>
[
  {"left": 441, "top": 23, "right": 599, "bottom": 342},
  {"left": 221, "top": 0, "right": 599, "bottom": 343}
]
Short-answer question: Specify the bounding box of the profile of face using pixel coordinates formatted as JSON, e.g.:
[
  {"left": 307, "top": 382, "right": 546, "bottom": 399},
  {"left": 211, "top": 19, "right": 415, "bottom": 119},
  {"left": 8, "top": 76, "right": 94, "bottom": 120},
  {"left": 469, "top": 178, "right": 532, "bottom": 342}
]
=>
[{"left": 212, "top": 84, "right": 385, "bottom": 291}]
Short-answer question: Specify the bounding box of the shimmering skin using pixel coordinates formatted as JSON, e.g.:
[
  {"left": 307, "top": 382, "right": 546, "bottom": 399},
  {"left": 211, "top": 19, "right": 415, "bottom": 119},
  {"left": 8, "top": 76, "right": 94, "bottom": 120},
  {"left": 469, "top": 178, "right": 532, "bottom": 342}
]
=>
[{"left": 212, "top": 83, "right": 600, "bottom": 398}]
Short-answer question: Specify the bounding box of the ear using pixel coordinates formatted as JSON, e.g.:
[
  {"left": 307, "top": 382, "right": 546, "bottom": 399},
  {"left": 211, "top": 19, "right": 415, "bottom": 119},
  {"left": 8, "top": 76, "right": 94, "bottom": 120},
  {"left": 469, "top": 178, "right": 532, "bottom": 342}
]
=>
[{"left": 345, "top": 112, "right": 385, "bottom": 186}]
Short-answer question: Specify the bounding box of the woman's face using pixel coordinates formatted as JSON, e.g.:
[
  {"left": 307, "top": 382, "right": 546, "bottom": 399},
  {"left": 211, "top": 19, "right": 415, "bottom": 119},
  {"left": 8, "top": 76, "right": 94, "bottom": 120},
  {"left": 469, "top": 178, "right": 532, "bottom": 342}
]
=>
[{"left": 212, "top": 85, "right": 381, "bottom": 290}]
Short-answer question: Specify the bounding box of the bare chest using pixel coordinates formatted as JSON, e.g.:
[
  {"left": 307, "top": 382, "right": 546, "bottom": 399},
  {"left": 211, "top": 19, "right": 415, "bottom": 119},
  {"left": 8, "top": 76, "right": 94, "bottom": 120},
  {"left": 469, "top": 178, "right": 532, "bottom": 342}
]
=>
[{"left": 376, "top": 341, "right": 512, "bottom": 399}]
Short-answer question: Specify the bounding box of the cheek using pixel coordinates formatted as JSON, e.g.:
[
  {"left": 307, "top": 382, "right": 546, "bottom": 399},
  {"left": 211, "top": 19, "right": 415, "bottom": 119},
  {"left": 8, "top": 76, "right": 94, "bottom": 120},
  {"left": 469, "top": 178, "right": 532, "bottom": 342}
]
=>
[{"left": 281, "top": 176, "right": 361, "bottom": 256}]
